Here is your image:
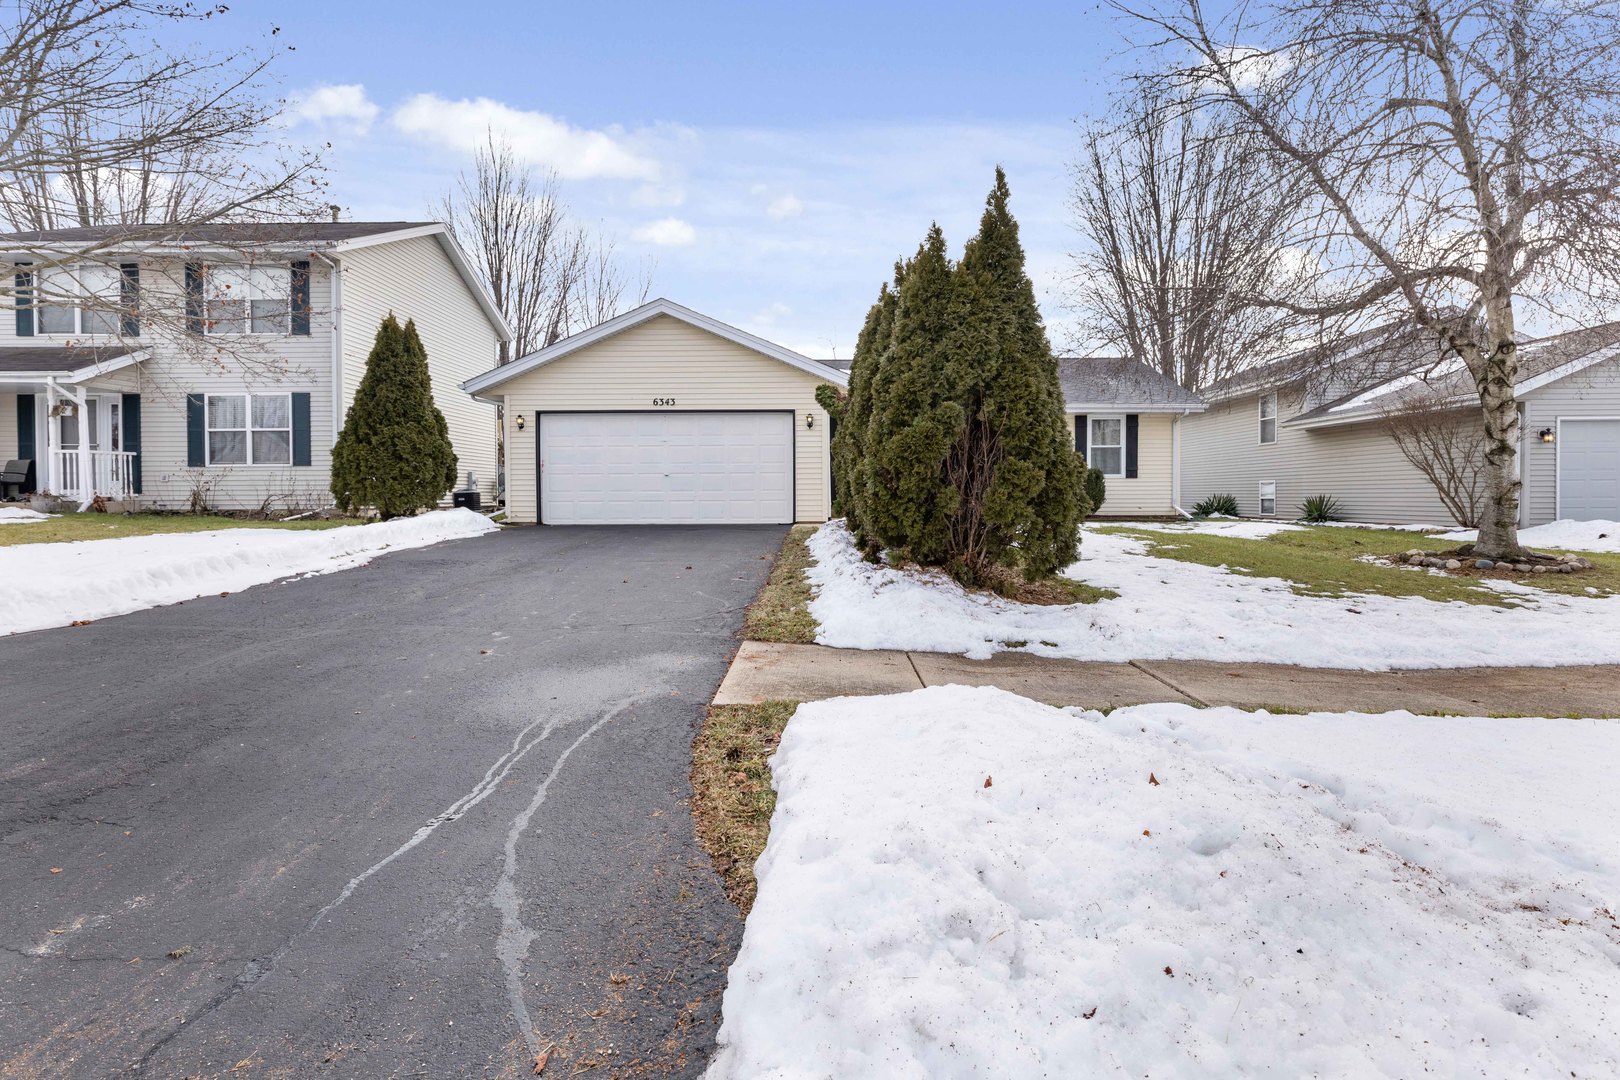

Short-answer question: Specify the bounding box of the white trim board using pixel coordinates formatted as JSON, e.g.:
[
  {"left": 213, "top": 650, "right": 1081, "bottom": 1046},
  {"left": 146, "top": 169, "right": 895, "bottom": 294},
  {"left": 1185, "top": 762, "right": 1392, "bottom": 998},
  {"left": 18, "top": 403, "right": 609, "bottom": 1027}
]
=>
[{"left": 462, "top": 298, "right": 849, "bottom": 396}]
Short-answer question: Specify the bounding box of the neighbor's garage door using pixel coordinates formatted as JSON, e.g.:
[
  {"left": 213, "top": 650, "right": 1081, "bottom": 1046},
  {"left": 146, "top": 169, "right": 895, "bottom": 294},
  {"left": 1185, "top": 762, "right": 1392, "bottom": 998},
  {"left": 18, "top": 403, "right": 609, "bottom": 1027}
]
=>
[
  {"left": 539, "top": 411, "right": 793, "bottom": 525},
  {"left": 1560, "top": 418, "right": 1620, "bottom": 520}
]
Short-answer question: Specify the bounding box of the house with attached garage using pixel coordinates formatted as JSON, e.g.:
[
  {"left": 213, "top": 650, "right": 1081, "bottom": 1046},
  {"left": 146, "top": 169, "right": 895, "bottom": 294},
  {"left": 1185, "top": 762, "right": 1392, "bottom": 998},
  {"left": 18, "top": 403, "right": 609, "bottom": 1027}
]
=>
[
  {"left": 465, "top": 297, "right": 1208, "bottom": 526},
  {"left": 1179, "top": 320, "right": 1620, "bottom": 525},
  {"left": 0, "top": 221, "right": 510, "bottom": 512}
]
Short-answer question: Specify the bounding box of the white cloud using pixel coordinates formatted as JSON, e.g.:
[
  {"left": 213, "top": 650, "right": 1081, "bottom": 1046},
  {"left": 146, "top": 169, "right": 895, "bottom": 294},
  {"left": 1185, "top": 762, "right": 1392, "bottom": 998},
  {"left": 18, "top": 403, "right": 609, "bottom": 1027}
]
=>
[
  {"left": 749, "top": 301, "right": 792, "bottom": 327},
  {"left": 766, "top": 193, "right": 804, "bottom": 220},
  {"left": 633, "top": 217, "right": 697, "bottom": 247},
  {"left": 286, "top": 84, "right": 380, "bottom": 133},
  {"left": 391, "top": 94, "right": 660, "bottom": 181}
]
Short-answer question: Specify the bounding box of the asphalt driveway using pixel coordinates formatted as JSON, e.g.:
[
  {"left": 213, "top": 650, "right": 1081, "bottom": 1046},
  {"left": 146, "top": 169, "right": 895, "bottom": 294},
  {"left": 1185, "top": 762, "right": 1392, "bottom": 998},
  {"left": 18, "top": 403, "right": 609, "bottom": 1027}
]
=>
[{"left": 0, "top": 524, "right": 785, "bottom": 1078}]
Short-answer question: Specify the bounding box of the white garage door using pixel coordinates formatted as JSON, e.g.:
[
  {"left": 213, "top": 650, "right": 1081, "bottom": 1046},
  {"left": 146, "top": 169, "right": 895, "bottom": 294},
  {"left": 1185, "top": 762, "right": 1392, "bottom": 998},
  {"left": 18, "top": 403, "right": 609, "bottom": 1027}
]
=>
[
  {"left": 539, "top": 411, "right": 794, "bottom": 525},
  {"left": 1560, "top": 419, "right": 1620, "bottom": 520}
]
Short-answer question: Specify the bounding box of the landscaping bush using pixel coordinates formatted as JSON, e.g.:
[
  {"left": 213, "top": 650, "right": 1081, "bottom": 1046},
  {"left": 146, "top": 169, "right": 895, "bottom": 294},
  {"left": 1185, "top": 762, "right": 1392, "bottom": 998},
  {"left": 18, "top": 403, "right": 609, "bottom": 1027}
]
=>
[
  {"left": 1193, "top": 493, "right": 1240, "bottom": 516},
  {"left": 331, "top": 314, "right": 458, "bottom": 519},
  {"left": 1084, "top": 465, "right": 1107, "bottom": 514},
  {"left": 821, "top": 168, "right": 1089, "bottom": 584},
  {"left": 1297, "top": 494, "right": 1345, "bottom": 523}
]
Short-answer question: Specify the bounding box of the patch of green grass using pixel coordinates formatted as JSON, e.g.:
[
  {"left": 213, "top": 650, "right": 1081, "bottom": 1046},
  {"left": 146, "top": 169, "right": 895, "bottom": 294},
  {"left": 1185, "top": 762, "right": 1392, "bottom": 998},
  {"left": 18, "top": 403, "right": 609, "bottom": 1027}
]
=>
[
  {"left": 743, "top": 525, "right": 819, "bottom": 643},
  {"left": 691, "top": 700, "right": 798, "bottom": 915},
  {"left": 1093, "top": 524, "right": 1620, "bottom": 606},
  {"left": 0, "top": 512, "right": 363, "bottom": 548}
]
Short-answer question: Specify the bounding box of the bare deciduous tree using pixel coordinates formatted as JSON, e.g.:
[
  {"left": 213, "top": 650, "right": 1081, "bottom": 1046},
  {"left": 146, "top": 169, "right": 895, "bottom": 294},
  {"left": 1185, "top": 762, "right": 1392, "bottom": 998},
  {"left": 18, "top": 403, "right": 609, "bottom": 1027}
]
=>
[
  {"left": 1380, "top": 390, "right": 1490, "bottom": 526},
  {"left": 1119, "top": 0, "right": 1620, "bottom": 559},
  {"left": 0, "top": 0, "right": 327, "bottom": 233},
  {"left": 438, "top": 134, "right": 651, "bottom": 363},
  {"left": 1067, "top": 86, "right": 1303, "bottom": 390}
]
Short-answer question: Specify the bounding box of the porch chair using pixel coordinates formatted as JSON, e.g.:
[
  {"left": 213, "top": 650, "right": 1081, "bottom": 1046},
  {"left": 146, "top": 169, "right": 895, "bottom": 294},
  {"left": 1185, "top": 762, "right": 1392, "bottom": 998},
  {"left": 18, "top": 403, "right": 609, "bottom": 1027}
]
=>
[{"left": 1, "top": 458, "right": 35, "bottom": 499}]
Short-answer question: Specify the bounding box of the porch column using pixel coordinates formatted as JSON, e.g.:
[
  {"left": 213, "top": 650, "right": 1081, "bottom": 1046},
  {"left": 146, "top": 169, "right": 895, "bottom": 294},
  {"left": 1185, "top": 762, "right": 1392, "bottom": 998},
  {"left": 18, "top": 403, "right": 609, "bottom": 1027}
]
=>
[{"left": 41, "top": 380, "right": 56, "bottom": 496}]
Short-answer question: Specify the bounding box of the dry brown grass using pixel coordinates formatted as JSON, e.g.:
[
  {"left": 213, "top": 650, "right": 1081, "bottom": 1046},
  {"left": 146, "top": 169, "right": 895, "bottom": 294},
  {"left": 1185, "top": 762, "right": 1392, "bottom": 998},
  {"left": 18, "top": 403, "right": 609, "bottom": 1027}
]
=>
[
  {"left": 741, "top": 525, "right": 819, "bottom": 643},
  {"left": 690, "top": 700, "right": 797, "bottom": 915}
]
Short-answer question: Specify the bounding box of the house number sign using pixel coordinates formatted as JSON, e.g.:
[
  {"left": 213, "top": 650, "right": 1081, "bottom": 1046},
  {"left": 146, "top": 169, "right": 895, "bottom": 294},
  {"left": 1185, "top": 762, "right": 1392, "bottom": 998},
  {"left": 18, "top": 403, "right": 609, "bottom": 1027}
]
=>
[{"left": 652, "top": 398, "right": 676, "bottom": 406}]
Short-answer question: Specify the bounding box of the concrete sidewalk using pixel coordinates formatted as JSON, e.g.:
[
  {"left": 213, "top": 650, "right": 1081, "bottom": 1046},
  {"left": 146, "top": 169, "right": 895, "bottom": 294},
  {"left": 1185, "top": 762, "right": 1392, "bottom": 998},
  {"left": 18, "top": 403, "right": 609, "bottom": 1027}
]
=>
[{"left": 714, "top": 641, "right": 1620, "bottom": 717}]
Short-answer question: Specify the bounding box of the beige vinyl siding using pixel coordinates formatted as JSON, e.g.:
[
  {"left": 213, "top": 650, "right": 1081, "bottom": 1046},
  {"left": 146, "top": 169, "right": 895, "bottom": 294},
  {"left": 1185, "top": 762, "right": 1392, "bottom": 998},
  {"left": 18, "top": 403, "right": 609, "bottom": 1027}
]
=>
[
  {"left": 1521, "top": 355, "right": 1620, "bottom": 526},
  {"left": 0, "top": 391, "right": 17, "bottom": 460},
  {"left": 495, "top": 314, "right": 832, "bottom": 524},
  {"left": 1181, "top": 391, "right": 1460, "bottom": 524},
  {"left": 337, "top": 234, "right": 501, "bottom": 502},
  {"left": 1073, "top": 412, "right": 1178, "bottom": 516}
]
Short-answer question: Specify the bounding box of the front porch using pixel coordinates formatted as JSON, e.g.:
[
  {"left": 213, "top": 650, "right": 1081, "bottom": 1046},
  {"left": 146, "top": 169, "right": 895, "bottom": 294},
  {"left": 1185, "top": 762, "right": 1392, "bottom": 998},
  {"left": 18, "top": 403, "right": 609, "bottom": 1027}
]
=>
[{"left": 2, "top": 346, "right": 145, "bottom": 509}]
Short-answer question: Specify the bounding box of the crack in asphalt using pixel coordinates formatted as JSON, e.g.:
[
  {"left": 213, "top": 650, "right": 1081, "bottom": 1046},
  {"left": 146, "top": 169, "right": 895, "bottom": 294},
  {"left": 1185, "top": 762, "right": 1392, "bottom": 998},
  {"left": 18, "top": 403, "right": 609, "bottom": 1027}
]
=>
[
  {"left": 490, "top": 696, "right": 639, "bottom": 1060},
  {"left": 126, "top": 706, "right": 585, "bottom": 1073}
]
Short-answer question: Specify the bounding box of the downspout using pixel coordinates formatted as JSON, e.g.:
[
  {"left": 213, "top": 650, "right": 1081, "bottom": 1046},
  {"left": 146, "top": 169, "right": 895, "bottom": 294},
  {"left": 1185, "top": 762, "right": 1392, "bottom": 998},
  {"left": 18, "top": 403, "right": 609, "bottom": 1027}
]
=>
[
  {"left": 312, "top": 251, "right": 343, "bottom": 440},
  {"left": 1171, "top": 408, "right": 1194, "bottom": 518}
]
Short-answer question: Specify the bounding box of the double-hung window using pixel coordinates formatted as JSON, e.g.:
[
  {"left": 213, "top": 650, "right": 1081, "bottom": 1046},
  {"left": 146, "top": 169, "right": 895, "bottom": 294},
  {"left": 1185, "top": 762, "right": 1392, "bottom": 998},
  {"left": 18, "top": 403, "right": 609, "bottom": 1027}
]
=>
[
  {"left": 37, "top": 265, "right": 122, "bottom": 336},
  {"left": 206, "top": 393, "right": 292, "bottom": 465},
  {"left": 204, "top": 264, "right": 290, "bottom": 335},
  {"left": 1259, "top": 392, "right": 1278, "bottom": 444},
  {"left": 1259, "top": 481, "right": 1277, "bottom": 516},
  {"left": 1088, "top": 416, "right": 1125, "bottom": 477}
]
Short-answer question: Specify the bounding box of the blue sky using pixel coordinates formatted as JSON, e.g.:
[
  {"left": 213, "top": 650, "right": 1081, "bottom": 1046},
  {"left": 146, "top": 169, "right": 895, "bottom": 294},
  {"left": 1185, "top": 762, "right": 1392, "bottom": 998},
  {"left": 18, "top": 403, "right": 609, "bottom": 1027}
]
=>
[{"left": 201, "top": 1, "right": 1137, "bottom": 357}]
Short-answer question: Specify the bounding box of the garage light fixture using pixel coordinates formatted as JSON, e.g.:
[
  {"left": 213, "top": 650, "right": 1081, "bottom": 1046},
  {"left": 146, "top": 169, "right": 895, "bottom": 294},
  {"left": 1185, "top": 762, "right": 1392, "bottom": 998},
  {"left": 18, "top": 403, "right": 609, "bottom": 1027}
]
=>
[
  {"left": 515, "top": 414, "right": 526, "bottom": 431},
  {"left": 1538, "top": 427, "right": 1554, "bottom": 444},
  {"left": 805, "top": 413, "right": 815, "bottom": 429}
]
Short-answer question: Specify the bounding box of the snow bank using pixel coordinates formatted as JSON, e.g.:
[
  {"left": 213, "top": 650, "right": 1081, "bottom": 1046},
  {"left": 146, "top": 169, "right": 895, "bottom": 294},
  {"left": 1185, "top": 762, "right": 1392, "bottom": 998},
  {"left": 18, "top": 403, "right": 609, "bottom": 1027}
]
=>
[
  {"left": 709, "top": 687, "right": 1620, "bottom": 1079},
  {"left": 805, "top": 520, "right": 1620, "bottom": 669},
  {"left": 0, "top": 507, "right": 50, "bottom": 524},
  {"left": 0, "top": 509, "right": 497, "bottom": 635},
  {"left": 1103, "top": 518, "right": 1305, "bottom": 539},
  {"left": 1436, "top": 518, "right": 1620, "bottom": 553}
]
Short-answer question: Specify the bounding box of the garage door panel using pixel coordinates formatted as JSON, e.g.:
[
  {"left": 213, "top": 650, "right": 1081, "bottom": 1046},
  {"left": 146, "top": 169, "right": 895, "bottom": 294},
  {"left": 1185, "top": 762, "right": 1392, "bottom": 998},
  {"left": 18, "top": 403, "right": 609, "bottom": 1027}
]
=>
[
  {"left": 1560, "top": 419, "right": 1620, "bottom": 521},
  {"left": 540, "top": 411, "right": 794, "bottom": 525}
]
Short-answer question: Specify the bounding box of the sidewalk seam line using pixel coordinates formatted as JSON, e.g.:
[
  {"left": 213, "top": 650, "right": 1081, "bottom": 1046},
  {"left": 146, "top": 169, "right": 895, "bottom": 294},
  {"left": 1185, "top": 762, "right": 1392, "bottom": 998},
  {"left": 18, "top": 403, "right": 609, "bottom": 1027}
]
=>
[
  {"left": 905, "top": 651, "right": 927, "bottom": 690},
  {"left": 1129, "top": 660, "right": 1208, "bottom": 707}
]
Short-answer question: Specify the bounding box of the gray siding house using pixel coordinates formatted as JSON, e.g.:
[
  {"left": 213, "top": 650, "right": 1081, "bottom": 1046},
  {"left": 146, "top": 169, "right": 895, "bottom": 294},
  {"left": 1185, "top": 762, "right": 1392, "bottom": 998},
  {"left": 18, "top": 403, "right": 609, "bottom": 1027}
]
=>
[
  {"left": 1180, "top": 322, "right": 1620, "bottom": 525},
  {"left": 0, "top": 222, "right": 510, "bottom": 512}
]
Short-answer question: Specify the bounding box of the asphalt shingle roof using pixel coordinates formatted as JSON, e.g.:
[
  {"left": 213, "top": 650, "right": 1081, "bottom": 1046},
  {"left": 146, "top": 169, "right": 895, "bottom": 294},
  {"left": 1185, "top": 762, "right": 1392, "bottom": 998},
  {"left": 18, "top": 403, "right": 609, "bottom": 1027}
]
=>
[
  {"left": 1057, "top": 356, "right": 1204, "bottom": 408},
  {"left": 0, "top": 222, "right": 434, "bottom": 247},
  {"left": 0, "top": 345, "right": 140, "bottom": 375}
]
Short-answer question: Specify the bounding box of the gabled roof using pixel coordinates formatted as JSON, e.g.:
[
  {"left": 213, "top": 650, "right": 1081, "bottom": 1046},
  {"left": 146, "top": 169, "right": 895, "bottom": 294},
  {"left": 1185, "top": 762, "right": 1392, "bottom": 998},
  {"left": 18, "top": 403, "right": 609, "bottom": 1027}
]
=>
[
  {"left": 0, "top": 221, "right": 433, "bottom": 245},
  {"left": 0, "top": 221, "right": 514, "bottom": 344},
  {"left": 1058, "top": 356, "right": 1205, "bottom": 411},
  {"left": 1286, "top": 321, "right": 1620, "bottom": 429},
  {"left": 0, "top": 344, "right": 146, "bottom": 381},
  {"left": 1199, "top": 317, "right": 1448, "bottom": 406},
  {"left": 462, "top": 298, "right": 849, "bottom": 396}
]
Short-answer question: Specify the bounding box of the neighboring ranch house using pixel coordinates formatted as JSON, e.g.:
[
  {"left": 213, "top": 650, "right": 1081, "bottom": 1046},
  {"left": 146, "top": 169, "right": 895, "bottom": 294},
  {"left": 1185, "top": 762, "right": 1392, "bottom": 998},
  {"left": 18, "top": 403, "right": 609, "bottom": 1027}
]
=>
[
  {"left": 465, "top": 299, "right": 844, "bottom": 525},
  {"left": 0, "top": 221, "right": 509, "bottom": 512},
  {"left": 1058, "top": 356, "right": 1207, "bottom": 517},
  {"left": 1180, "top": 322, "right": 1620, "bottom": 525}
]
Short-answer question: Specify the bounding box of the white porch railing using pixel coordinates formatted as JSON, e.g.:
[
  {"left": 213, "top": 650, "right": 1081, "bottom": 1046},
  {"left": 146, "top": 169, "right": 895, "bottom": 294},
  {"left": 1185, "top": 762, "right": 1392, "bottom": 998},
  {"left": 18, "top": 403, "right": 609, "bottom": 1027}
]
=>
[{"left": 50, "top": 449, "right": 137, "bottom": 500}]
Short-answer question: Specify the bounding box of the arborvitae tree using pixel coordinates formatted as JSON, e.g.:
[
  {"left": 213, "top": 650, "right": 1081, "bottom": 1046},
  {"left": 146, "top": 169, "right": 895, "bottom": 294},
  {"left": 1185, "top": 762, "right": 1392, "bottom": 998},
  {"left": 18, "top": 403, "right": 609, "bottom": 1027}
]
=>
[
  {"left": 861, "top": 224, "right": 964, "bottom": 562},
  {"left": 943, "top": 168, "right": 1088, "bottom": 581},
  {"left": 826, "top": 275, "right": 900, "bottom": 544},
  {"left": 331, "top": 313, "right": 459, "bottom": 519}
]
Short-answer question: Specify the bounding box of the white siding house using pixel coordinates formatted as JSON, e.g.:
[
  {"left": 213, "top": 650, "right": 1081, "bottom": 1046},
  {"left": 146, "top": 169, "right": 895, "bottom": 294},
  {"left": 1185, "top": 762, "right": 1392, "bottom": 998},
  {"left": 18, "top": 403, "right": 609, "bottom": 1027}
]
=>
[{"left": 0, "top": 222, "right": 510, "bottom": 513}]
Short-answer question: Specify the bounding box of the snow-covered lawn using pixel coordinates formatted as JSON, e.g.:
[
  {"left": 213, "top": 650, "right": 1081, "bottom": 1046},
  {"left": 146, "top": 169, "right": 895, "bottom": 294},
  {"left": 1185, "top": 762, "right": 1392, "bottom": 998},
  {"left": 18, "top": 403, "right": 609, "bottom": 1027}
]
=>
[
  {"left": 805, "top": 520, "right": 1620, "bottom": 669},
  {"left": 708, "top": 686, "right": 1620, "bottom": 1078},
  {"left": 0, "top": 506, "right": 50, "bottom": 524},
  {"left": 0, "top": 509, "right": 497, "bottom": 635},
  {"left": 1437, "top": 518, "right": 1620, "bottom": 553}
]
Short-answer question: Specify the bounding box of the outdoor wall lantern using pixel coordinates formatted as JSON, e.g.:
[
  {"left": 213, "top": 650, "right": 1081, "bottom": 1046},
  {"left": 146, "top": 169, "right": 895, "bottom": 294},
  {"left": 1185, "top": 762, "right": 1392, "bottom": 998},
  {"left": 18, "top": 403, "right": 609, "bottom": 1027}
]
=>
[
  {"left": 805, "top": 413, "right": 815, "bottom": 429},
  {"left": 515, "top": 414, "right": 527, "bottom": 431},
  {"left": 1538, "top": 427, "right": 1555, "bottom": 444}
]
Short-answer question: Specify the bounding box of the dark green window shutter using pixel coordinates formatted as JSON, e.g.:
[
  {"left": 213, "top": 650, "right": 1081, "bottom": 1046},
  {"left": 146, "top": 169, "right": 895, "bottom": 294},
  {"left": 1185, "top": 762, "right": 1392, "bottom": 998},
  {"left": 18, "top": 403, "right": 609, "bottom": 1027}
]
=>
[
  {"left": 186, "top": 393, "right": 206, "bottom": 466},
  {"left": 184, "top": 263, "right": 204, "bottom": 333},
  {"left": 1125, "top": 414, "right": 1139, "bottom": 479},
  {"left": 120, "top": 264, "right": 140, "bottom": 336},
  {"left": 122, "top": 393, "right": 142, "bottom": 493},
  {"left": 1074, "top": 414, "right": 1088, "bottom": 457},
  {"left": 14, "top": 264, "right": 33, "bottom": 337},
  {"left": 290, "top": 261, "right": 311, "bottom": 335},
  {"left": 16, "top": 394, "right": 35, "bottom": 459},
  {"left": 291, "top": 392, "right": 312, "bottom": 465}
]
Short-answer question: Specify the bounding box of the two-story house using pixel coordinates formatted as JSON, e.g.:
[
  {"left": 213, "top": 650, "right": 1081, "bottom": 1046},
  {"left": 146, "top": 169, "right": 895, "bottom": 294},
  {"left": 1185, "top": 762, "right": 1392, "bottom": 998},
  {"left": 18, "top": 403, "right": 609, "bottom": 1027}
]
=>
[{"left": 0, "top": 221, "right": 510, "bottom": 512}]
